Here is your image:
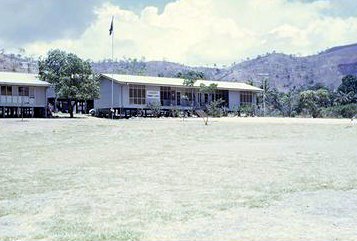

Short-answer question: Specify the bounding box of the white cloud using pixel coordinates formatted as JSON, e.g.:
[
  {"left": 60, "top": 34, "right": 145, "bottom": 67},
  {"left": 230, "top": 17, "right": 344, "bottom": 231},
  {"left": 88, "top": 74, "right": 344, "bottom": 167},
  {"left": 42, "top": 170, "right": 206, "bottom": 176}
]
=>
[{"left": 24, "top": 0, "right": 357, "bottom": 66}]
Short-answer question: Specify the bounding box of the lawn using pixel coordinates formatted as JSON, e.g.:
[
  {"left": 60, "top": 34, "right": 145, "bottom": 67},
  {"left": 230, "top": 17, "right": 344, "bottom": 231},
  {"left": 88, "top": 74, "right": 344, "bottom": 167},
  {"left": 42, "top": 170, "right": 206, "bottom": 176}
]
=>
[{"left": 0, "top": 117, "right": 357, "bottom": 240}]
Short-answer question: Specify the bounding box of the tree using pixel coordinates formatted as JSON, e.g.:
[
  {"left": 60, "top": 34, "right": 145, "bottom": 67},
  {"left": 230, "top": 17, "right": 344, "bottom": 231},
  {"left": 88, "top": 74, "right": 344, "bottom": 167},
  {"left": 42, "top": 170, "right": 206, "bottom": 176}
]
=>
[
  {"left": 207, "top": 99, "right": 225, "bottom": 117},
  {"left": 199, "top": 83, "right": 218, "bottom": 94},
  {"left": 176, "top": 70, "right": 205, "bottom": 80},
  {"left": 338, "top": 75, "right": 357, "bottom": 101},
  {"left": 199, "top": 83, "right": 218, "bottom": 102},
  {"left": 147, "top": 101, "right": 162, "bottom": 117},
  {"left": 280, "top": 90, "right": 299, "bottom": 117},
  {"left": 183, "top": 77, "right": 197, "bottom": 110},
  {"left": 315, "top": 88, "right": 331, "bottom": 108},
  {"left": 299, "top": 90, "right": 319, "bottom": 117},
  {"left": 334, "top": 91, "right": 355, "bottom": 105},
  {"left": 39, "top": 49, "right": 99, "bottom": 118}
]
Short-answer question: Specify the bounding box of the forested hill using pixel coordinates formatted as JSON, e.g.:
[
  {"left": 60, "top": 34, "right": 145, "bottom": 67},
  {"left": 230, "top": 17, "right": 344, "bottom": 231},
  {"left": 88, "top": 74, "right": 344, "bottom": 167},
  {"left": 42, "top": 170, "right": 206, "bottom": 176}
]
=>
[
  {"left": 0, "top": 51, "right": 37, "bottom": 73},
  {"left": 221, "top": 43, "right": 357, "bottom": 91},
  {"left": 91, "top": 43, "right": 357, "bottom": 91},
  {"left": 2, "top": 42, "right": 357, "bottom": 91}
]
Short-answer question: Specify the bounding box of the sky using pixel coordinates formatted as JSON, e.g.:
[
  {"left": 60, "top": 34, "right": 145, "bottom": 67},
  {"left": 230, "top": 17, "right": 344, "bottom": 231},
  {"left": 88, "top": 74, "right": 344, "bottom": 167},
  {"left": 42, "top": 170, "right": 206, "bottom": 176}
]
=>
[{"left": 0, "top": 0, "right": 357, "bottom": 66}]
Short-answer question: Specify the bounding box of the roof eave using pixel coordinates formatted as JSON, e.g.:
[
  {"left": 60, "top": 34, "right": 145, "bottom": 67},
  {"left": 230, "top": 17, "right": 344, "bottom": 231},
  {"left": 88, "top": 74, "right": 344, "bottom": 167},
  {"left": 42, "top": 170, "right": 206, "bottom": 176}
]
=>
[
  {"left": 0, "top": 81, "right": 50, "bottom": 87},
  {"left": 100, "top": 74, "right": 263, "bottom": 92}
]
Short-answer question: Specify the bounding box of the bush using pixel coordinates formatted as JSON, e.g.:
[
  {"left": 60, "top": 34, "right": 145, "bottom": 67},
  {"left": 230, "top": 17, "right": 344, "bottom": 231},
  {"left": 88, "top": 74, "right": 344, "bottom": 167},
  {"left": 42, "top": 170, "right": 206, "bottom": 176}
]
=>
[
  {"left": 147, "top": 101, "right": 162, "bottom": 117},
  {"left": 169, "top": 106, "right": 180, "bottom": 117},
  {"left": 231, "top": 105, "right": 240, "bottom": 116},
  {"left": 321, "top": 104, "right": 357, "bottom": 118},
  {"left": 239, "top": 104, "right": 255, "bottom": 117},
  {"left": 206, "top": 99, "right": 225, "bottom": 117}
]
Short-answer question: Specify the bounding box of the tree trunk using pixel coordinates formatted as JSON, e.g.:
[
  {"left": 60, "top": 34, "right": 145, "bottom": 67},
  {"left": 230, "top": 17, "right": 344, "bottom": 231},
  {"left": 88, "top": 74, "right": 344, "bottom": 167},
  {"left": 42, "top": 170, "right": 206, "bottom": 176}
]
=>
[{"left": 68, "top": 99, "right": 76, "bottom": 118}]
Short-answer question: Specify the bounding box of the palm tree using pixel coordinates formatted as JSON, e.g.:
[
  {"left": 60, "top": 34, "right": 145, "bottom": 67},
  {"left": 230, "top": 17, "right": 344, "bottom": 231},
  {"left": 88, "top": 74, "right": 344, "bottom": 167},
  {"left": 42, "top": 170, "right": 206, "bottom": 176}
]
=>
[{"left": 334, "top": 91, "right": 354, "bottom": 105}]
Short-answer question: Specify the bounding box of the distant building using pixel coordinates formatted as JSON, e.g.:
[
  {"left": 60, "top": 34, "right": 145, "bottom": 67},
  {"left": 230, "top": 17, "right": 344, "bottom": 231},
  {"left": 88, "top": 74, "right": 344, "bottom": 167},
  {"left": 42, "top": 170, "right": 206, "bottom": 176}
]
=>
[
  {"left": 95, "top": 74, "right": 262, "bottom": 117},
  {"left": 46, "top": 88, "right": 94, "bottom": 115},
  {"left": 0, "top": 72, "right": 263, "bottom": 118},
  {"left": 0, "top": 72, "right": 50, "bottom": 118}
]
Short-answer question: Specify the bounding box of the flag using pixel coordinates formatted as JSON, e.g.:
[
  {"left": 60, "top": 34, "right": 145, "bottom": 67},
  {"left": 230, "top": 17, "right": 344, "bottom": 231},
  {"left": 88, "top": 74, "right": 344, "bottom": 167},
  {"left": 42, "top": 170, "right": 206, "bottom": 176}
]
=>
[{"left": 109, "top": 16, "right": 114, "bottom": 36}]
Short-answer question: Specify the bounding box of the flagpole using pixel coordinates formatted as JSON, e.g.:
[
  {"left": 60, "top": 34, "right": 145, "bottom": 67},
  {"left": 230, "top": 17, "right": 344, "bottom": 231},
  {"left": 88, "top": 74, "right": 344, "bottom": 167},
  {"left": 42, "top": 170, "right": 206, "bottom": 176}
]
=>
[{"left": 111, "top": 16, "right": 114, "bottom": 119}]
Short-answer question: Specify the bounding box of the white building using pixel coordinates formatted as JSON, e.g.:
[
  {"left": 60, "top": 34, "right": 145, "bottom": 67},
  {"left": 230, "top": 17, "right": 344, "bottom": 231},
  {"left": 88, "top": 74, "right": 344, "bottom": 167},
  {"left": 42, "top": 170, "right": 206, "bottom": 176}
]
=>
[
  {"left": 95, "top": 74, "right": 263, "bottom": 116},
  {"left": 0, "top": 72, "right": 263, "bottom": 118},
  {"left": 0, "top": 72, "right": 50, "bottom": 118}
]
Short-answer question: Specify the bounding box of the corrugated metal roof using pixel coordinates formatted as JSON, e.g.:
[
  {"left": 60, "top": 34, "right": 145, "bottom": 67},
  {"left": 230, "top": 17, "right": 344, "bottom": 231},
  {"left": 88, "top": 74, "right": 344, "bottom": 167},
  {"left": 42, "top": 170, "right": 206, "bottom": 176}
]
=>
[
  {"left": 101, "top": 74, "right": 263, "bottom": 92},
  {"left": 0, "top": 72, "right": 50, "bottom": 87}
]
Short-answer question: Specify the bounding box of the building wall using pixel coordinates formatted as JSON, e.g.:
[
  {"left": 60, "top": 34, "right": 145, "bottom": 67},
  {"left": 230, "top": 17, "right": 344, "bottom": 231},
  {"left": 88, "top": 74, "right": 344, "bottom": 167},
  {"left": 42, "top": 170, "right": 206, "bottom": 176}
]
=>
[
  {"left": 228, "top": 90, "right": 240, "bottom": 110},
  {"left": 94, "top": 77, "right": 121, "bottom": 109},
  {"left": 94, "top": 77, "right": 259, "bottom": 111},
  {"left": 94, "top": 80, "right": 164, "bottom": 109},
  {"left": 0, "top": 85, "right": 47, "bottom": 107},
  {"left": 121, "top": 84, "right": 161, "bottom": 109},
  {"left": 34, "top": 87, "right": 47, "bottom": 107}
]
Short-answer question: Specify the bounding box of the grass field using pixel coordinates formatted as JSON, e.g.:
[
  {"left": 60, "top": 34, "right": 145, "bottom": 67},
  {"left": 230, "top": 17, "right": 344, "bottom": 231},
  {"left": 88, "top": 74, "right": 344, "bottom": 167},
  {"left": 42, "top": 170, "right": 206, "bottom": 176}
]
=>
[{"left": 1, "top": 117, "right": 357, "bottom": 240}]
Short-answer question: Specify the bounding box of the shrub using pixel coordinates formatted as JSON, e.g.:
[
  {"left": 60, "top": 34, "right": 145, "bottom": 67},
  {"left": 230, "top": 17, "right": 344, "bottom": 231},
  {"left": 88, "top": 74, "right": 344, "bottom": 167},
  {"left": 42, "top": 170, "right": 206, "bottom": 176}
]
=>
[
  {"left": 231, "top": 105, "right": 240, "bottom": 116},
  {"left": 169, "top": 106, "right": 180, "bottom": 117},
  {"left": 321, "top": 104, "right": 357, "bottom": 118},
  {"left": 206, "top": 99, "right": 225, "bottom": 117},
  {"left": 239, "top": 104, "right": 255, "bottom": 117},
  {"left": 147, "top": 101, "right": 162, "bottom": 117}
]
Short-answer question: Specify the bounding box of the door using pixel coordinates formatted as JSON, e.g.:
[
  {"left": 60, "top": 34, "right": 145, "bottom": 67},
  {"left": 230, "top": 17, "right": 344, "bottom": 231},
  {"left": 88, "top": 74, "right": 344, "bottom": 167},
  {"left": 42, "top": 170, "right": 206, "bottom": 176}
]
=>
[{"left": 176, "top": 92, "right": 181, "bottom": 106}]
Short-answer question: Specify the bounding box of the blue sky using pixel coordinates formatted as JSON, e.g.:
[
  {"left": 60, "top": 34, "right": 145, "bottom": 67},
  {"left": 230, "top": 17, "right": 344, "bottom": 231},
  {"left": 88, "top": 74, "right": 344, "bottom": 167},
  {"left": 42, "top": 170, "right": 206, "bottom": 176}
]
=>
[
  {"left": 0, "top": 0, "right": 357, "bottom": 65},
  {"left": 111, "top": 0, "right": 175, "bottom": 13}
]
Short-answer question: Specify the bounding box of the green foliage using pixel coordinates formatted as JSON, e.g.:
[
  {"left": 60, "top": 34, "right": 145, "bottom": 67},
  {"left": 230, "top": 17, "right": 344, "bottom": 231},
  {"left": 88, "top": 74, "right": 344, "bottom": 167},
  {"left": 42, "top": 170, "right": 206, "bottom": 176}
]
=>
[
  {"left": 183, "top": 78, "right": 196, "bottom": 107},
  {"left": 246, "top": 79, "right": 254, "bottom": 86},
  {"left": 39, "top": 49, "right": 99, "bottom": 117},
  {"left": 315, "top": 88, "right": 331, "bottom": 107},
  {"left": 116, "top": 57, "right": 147, "bottom": 75},
  {"left": 259, "top": 78, "right": 270, "bottom": 93},
  {"left": 206, "top": 99, "right": 225, "bottom": 117},
  {"left": 308, "top": 82, "right": 329, "bottom": 91},
  {"left": 169, "top": 106, "right": 180, "bottom": 117},
  {"left": 231, "top": 105, "right": 240, "bottom": 116},
  {"left": 334, "top": 90, "right": 355, "bottom": 105},
  {"left": 299, "top": 90, "right": 322, "bottom": 118},
  {"left": 147, "top": 101, "right": 162, "bottom": 117},
  {"left": 280, "top": 90, "right": 300, "bottom": 117},
  {"left": 338, "top": 75, "right": 357, "bottom": 101},
  {"left": 199, "top": 83, "right": 218, "bottom": 94},
  {"left": 253, "top": 75, "right": 357, "bottom": 118},
  {"left": 321, "top": 104, "right": 357, "bottom": 118},
  {"left": 176, "top": 70, "right": 205, "bottom": 80},
  {"left": 183, "top": 78, "right": 196, "bottom": 87},
  {"left": 239, "top": 104, "right": 255, "bottom": 117},
  {"left": 298, "top": 89, "right": 332, "bottom": 118}
]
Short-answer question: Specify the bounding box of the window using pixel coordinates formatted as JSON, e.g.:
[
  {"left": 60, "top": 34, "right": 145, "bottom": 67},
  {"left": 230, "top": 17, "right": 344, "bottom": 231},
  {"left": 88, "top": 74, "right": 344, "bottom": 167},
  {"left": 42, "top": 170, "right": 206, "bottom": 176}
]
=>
[
  {"left": 181, "top": 90, "right": 193, "bottom": 101},
  {"left": 215, "top": 90, "right": 229, "bottom": 107},
  {"left": 178, "top": 90, "right": 193, "bottom": 106},
  {"left": 1, "top": 86, "right": 12, "bottom": 96},
  {"left": 160, "top": 87, "right": 175, "bottom": 106},
  {"left": 1, "top": 86, "right": 5, "bottom": 95},
  {"left": 7, "top": 86, "right": 12, "bottom": 96},
  {"left": 240, "top": 91, "right": 254, "bottom": 105},
  {"left": 176, "top": 92, "right": 181, "bottom": 106},
  {"left": 129, "top": 85, "right": 146, "bottom": 105},
  {"left": 18, "top": 87, "right": 29, "bottom": 96}
]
